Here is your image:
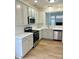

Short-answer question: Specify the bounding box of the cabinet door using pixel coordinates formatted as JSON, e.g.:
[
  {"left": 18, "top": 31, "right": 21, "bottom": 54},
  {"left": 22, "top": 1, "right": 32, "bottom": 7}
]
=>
[
  {"left": 15, "top": 1, "right": 23, "bottom": 25},
  {"left": 53, "top": 31, "right": 58, "bottom": 40},
  {"left": 42, "top": 29, "right": 48, "bottom": 38},
  {"left": 28, "top": 39, "right": 33, "bottom": 50},
  {"left": 42, "top": 29, "right": 53, "bottom": 39},
  {"left": 22, "top": 34, "right": 33, "bottom": 56},
  {"left": 28, "top": 7, "right": 32, "bottom": 17},
  {"left": 22, "top": 4, "right": 28, "bottom": 25},
  {"left": 35, "top": 10, "right": 38, "bottom": 23},
  {"left": 27, "top": 34, "right": 33, "bottom": 50},
  {"left": 22, "top": 38, "right": 29, "bottom": 56},
  {"left": 32, "top": 8, "right": 35, "bottom": 18},
  {"left": 47, "top": 29, "right": 53, "bottom": 39},
  {"left": 39, "top": 30, "right": 42, "bottom": 39}
]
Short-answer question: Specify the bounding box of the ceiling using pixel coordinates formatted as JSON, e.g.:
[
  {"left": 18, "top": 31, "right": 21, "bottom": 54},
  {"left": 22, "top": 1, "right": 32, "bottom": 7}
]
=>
[{"left": 23, "top": 0, "right": 63, "bottom": 9}]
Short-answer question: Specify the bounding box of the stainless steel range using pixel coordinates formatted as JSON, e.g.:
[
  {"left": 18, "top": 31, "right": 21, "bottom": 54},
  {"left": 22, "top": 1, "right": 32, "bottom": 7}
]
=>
[{"left": 24, "top": 27, "right": 39, "bottom": 47}]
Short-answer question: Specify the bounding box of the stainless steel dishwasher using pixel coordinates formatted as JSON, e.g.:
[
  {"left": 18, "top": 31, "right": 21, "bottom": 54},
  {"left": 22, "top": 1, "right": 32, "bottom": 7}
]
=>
[{"left": 53, "top": 30, "right": 62, "bottom": 40}]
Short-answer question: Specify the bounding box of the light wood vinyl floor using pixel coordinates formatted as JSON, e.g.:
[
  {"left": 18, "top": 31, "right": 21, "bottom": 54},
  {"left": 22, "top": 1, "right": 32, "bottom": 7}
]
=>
[{"left": 23, "top": 39, "right": 63, "bottom": 59}]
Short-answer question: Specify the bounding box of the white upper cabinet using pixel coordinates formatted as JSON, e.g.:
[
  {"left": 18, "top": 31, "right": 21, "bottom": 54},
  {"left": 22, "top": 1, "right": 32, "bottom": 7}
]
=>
[
  {"left": 34, "top": 10, "right": 38, "bottom": 24},
  {"left": 28, "top": 7, "right": 32, "bottom": 17},
  {"left": 28, "top": 7, "right": 37, "bottom": 18},
  {"left": 16, "top": 0, "right": 29, "bottom": 25},
  {"left": 32, "top": 8, "right": 35, "bottom": 18},
  {"left": 15, "top": 1, "right": 23, "bottom": 25},
  {"left": 15, "top": 0, "right": 39, "bottom": 25},
  {"left": 28, "top": 7, "right": 39, "bottom": 24},
  {"left": 22, "top": 4, "right": 28, "bottom": 25}
]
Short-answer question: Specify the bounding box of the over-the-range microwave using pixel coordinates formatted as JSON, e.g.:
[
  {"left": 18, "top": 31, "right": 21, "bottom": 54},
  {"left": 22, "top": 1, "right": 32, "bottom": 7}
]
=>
[{"left": 28, "top": 16, "right": 35, "bottom": 24}]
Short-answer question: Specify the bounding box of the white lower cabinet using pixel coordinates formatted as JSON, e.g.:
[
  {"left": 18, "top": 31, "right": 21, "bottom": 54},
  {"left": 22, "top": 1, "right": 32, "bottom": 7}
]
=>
[
  {"left": 53, "top": 31, "right": 58, "bottom": 39},
  {"left": 39, "top": 29, "right": 43, "bottom": 40},
  {"left": 15, "top": 34, "right": 33, "bottom": 59},
  {"left": 22, "top": 38, "right": 29, "bottom": 56},
  {"left": 27, "top": 35, "right": 33, "bottom": 50},
  {"left": 42, "top": 29, "right": 53, "bottom": 39}
]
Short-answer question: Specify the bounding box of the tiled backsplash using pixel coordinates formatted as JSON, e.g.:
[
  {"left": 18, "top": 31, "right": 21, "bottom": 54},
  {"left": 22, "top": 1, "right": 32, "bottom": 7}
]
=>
[{"left": 15, "top": 24, "right": 37, "bottom": 34}]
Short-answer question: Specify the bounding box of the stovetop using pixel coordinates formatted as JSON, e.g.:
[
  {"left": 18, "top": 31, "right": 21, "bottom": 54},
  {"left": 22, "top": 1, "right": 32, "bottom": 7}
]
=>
[
  {"left": 24, "top": 29, "right": 38, "bottom": 33},
  {"left": 31, "top": 30, "right": 38, "bottom": 32},
  {"left": 24, "top": 27, "right": 39, "bottom": 33}
]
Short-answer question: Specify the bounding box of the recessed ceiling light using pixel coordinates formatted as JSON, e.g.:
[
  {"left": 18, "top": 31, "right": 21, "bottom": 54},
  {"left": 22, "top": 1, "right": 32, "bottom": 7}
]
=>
[
  {"left": 34, "top": 0, "right": 38, "bottom": 3},
  {"left": 16, "top": 5, "right": 21, "bottom": 8}
]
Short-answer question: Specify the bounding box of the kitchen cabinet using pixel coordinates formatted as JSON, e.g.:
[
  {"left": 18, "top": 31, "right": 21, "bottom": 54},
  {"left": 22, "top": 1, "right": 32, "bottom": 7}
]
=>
[
  {"left": 35, "top": 10, "right": 38, "bottom": 24},
  {"left": 22, "top": 37, "right": 29, "bottom": 56},
  {"left": 32, "top": 8, "right": 35, "bottom": 18},
  {"left": 16, "top": 0, "right": 29, "bottom": 25},
  {"left": 28, "top": 7, "right": 36, "bottom": 18},
  {"left": 39, "top": 29, "right": 43, "bottom": 40},
  {"left": 22, "top": 4, "right": 28, "bottom": 25},
  {"left": 16, "top": 0, "right": 39, "bottom": 25},
  {"left": 28, "top": 7, "right": 32, "bottom": 17},
  {"left": 42, "top": 29, "right": 53, "bottom": 39},
  {"left": 15, "top": 1, "right": 23, "bottom": 25},
  {"left": 28, "top": 7, "right": 38, "bottom": 20},
  {"left": 15, "top": 33, "right": 33, "bottom": 59}
]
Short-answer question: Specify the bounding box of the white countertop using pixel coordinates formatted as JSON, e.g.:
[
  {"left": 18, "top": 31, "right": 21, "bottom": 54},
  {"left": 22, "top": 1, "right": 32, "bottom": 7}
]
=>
[
  {"left": 15, "top": 26, "right": 63, "bottom": 39},
  {"left": 32, "top": 27, "right": 45, "bottom": 30},
  {"left": 53, "top": 26, "right": 63, "bottom": 30},
  {"left": 16, "top": 32, "right": 33, "bottom": 39},
  {"left": 32, "top": 26, "right": 63, "bottom": 30}
]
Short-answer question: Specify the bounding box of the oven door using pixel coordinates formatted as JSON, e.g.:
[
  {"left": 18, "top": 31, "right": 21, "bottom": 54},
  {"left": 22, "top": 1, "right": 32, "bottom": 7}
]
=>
[{"left": 33, "top": 31, "right": 39, "bottom": 43}]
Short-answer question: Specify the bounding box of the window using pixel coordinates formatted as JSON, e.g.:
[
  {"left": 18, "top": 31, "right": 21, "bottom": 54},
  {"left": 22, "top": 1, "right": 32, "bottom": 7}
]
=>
[
  {"left": 46, "top": 11, "right": 63, "bottom": 26},
  {"left": 56, "top": 15, "right": 63, "bottom": 22},
  {"left": 50, "top": 16, "right": 55, "bottom": 25}
]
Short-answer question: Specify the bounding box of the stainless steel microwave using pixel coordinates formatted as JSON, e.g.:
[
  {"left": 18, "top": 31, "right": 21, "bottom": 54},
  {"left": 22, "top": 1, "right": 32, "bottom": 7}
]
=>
[{"left": 28, "top": 16, "right": 35, "bottom": 24}]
